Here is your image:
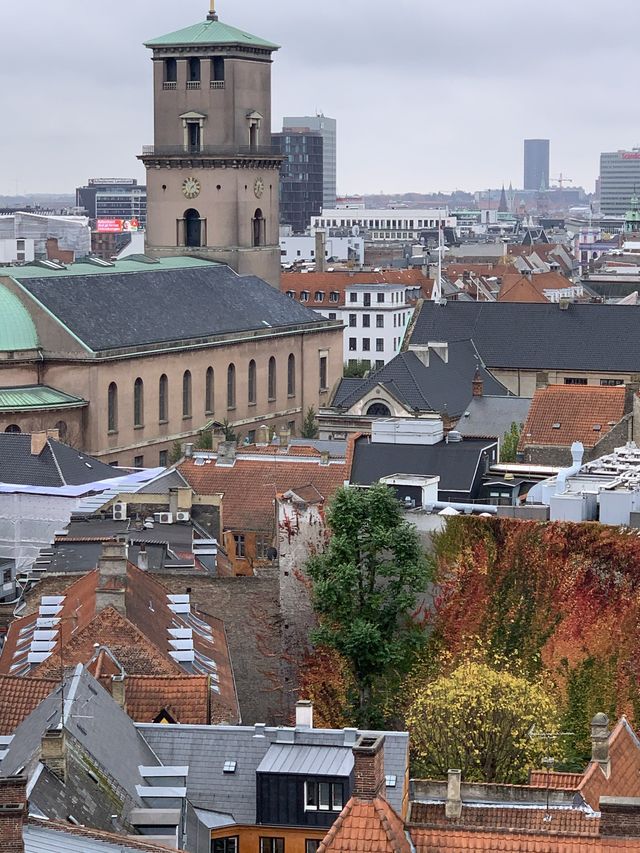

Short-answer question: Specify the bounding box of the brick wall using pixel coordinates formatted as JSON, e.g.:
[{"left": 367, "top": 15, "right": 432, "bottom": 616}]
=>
[
  {"left": 600, "top": 797, "right": 640, "bottom": 837},
  {"left": 0, "top": 775, "right": 26, "bottom": 852}
]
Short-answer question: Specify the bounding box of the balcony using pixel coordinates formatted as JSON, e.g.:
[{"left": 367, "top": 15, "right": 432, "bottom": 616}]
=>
[
  {"left": 163, "top": 81, "right": 177, "bottom": 90},
  {"left": 210, "top": 80, "right": 225, "bottom": 90},
  {"left": 140, "top": 144, "right": 282, "bottom": 157},
  {"left": 186, "top": 80, "right": 201, "bottom": 90}
]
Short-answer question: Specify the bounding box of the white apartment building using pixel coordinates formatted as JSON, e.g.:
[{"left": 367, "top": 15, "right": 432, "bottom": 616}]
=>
[
  {"left": 311, "top": 208, "right": 456, "bottom": 242},
  {"left": 280, "top": 233, "right": 365, "bottom": 265},
  {"left": 0, "top": 237, "right": 35, "bottom": 264},
  {"left": 315, "top": 283, "right": 414, "bottom": 368}
]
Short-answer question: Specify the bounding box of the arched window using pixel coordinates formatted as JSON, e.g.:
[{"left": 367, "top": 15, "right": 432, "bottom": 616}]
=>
[
  {"left": 158, "top": 374, "right": 168, "bottom": 422},
  {"left": 55, "top": 420, "right": 67, "bottom": 441},
  {"left": 268, "top": 356, "right": 276, "bottom": 401},
  {"left": 134, "top": 378, "right": 144, "bottom": 427},
  {"left": 205, "top": 367, "right": 214, "bottom": 414},
  {"left": 108, "top": 382, "right": 118, "bottom": 432},
  {"left": 227, "top": 363, "right": 236, "bottom": 409},
  {"left": 366, "top": 402, "right": 392, "bottom": 417},
  {"left": 182, "top": 370, "right": 192, "bottom": 418},
  {"left": 252, "top": 208, "right": 265, "bottom": 247},
  {"left": 287, "top": 353, "right": 296, "bottom": 397},
  {"left": 4, "top": 424, "right": 21, "bottom": 433},
  {"left": 184, "top": 208, "right": 202, "bottom": 247},
  {"left": 248, "top": 360, "right": 257, "bottom": 405}
]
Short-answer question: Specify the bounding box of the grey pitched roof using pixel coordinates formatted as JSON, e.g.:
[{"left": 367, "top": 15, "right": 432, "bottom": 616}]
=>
[
  {"left": 332, "top": 345, "right": 508, "bottom": 418},
  {"left": 24, "top": 822, "right": 182, "bottom": 853},
  {"left": 350, "top": 436, "right": 496, "bottom": 493},
  {"left": 411, "top": 301, "right": 640, "bottom": 372},
  {"left": 0, "top": 434, "right": 120, "bottom": 487},
  {"left": 1, "top": 666, "right": 160, "bottom": 830},
  {"left": 456, "top": 395, "right": 532, "bottom": 439},
  {"left": 138, "top": 723, "right": 408, "bottom": 821},
  {"left": 17, "top": 262, "right": 329, "bottom": 352},
  {"left": 257, "top": 743, "right": 354, "bottom": 777}
]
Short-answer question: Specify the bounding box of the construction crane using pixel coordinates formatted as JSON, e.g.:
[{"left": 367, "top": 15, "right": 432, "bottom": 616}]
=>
[{"left": 551, "top": 173, "right": 573, "bottom": 188}]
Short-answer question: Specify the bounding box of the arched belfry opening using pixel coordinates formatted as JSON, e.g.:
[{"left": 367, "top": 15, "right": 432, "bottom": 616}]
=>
[
  {"left": 253, "top": 208, "right": 265, "bottom": 247},
  {"left": 184, "top": 208, "right": 202, "bottom": 247}
]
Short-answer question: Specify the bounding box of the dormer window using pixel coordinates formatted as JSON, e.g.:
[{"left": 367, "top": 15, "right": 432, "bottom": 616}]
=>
[{"left": 304, "top": 781, "right": 344, "bottom": 811}]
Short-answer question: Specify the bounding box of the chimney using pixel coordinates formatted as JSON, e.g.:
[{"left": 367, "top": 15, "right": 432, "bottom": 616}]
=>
[
  {"left": 41, "top": 729, "right": 66, "bottom": 781},
  {"left": 472, "top": 367, "right": 484, "bottom": 398},
  {"left": 257, "top": 424, "right": 270, "bottom": 446},
  {"left": 216, "top": 441, "right": 236, "bottom": 467},
  {"left": 445, "top": 769, "right": 462, "bottom": 819},
  {"left": 96, "top": 538, "right": 128, "bottom": 616},
  {"left": 591, "top": 712, "right": 610, "bottom": 776},
  {"left": 278, "top": 427, "right": 291, "bottom": 450},
  {"left": 30, "top": 431, "right": 48, "bottom": 456},
  {"left": 184, "top": 443, "right": 194, "bottom": 459},
  {"left": 137, "top": 544, "right": 149, "bottom": 572},
  {"left": 600, "top": 797, "right": 640, "bottom": 837},
  {"left": 408, "top": 344, "right": 429, "bottom": 368},
  {"left": 320, "top": 450, "right": 330, "bottom": 466},
  {"left": 0, "top": 775, "right": 27, "bottom": 853},
  {"left": 352, "top": 735, "right": 386, "bottom": 800},
  {"left": 111, "top": 674, "right": 126, "bottom": 709},
  {"left": 315, "top": 230, "right": 327, "bottom": 272},
  {"left": 295, "top": 700, "right": 313, "bottom": 729},
  {"left": 46, "top": 428, "right": 60, "bottom": 442}
]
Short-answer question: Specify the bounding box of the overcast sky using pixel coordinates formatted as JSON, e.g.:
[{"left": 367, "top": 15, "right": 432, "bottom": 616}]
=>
[{"left": 1, "top": 0, "right": 638, "bottom": 196}]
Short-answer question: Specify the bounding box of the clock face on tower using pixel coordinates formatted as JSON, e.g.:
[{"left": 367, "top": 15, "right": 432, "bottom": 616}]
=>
[
  {"left": 182, "top": 177, "right": 201, "bottom": 199},
  {"left": 254, "top": 177, "right": 265, "bottom": 199}
]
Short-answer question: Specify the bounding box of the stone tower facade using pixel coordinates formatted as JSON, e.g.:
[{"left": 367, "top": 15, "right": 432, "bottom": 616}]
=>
[{"left": 139, "top": 8, "right": 282, "bottom": 286}]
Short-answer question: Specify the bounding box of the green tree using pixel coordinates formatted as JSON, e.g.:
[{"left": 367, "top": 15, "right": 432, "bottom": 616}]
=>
[
  {"left": 306, "top": 483, "right": 430, "bottom": 727},
  {"left": 301, "top": 406, "right": 319, "bottom": 439},
  {"left": 343, "top": 360, "right": 370, "bottom": 378},
  {"left": 168, "top": 441, "right": 183, "bottom": 465},
  {"left": 406, "top": 657, "right": 559, "bottom": 783},
  {"left": 500, "top": 421, "right": 522, "bottom": 463}
]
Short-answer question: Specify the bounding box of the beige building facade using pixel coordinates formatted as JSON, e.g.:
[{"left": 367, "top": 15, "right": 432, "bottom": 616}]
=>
[{"left": 140, "top": 10, "right": 282, "bottom": 286}]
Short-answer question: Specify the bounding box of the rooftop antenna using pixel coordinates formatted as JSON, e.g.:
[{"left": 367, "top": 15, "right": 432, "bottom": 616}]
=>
[{"left": 208, "top": 0, "right": 218, "bottom": 21}]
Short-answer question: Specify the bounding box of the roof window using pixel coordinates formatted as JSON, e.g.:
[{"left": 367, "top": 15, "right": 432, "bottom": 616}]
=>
[
  {"left": 223, "top": 761, "right": 237, "bottom": 774},
  {"left": 552, "top": 423, "right": 561, "bottom": 429},
  {"left": 385, "top": 774, "right": 397, "bottom": 788}
]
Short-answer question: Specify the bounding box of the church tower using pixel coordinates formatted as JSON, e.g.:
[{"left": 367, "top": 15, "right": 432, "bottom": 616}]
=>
[{"left": 139, "top": 3, "right": 282, "bottom": 286}]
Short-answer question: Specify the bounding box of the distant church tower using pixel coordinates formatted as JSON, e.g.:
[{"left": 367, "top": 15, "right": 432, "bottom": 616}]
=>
[{"left": 139, "top": 3, "right": 282, "bottom": 286}]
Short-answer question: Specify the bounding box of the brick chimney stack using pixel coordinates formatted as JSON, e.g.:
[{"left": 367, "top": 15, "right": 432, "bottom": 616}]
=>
[
  {"left": 41, "top": 729, "right": 67, "bottom": 781},
  {"left": 352, "top": 735, "right": 386, "bottom": 800},
  {"left": 30, "top": 431, "right": 48, "bottom": 456},
  {"left": 591, "top": 712, "right": 611, "bottom": 777},
  {"left": 0, "top": 775, "right": 27, "bottom": 852},
  {"left": 96, "top": 538, "right": 128, "bottom": 616},
  {"left": 472, "top": 367, "right": 484, "bottom": 398}
]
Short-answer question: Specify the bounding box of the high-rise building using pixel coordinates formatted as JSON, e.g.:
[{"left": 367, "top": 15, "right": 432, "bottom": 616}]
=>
[
  {"left": 599, "top": 149, "right": 640, "bottom": 216},
  {"left": 283, "top": 115, "right": 336, "bottom": 208},
  {"left": 138, "top": 7, "right": 283, "bottom": 286},
  {"left": 76, "top": 179, "right": 147, "bottom": 226},
  {"left": 523, "top": 139, "right": 550, "bottom": 191},
  {"left": 273, "top": 130, "right": 323, "bottom": 233}
]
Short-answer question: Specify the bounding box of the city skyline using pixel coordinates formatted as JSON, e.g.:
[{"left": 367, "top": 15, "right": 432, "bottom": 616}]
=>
[{"left": 0, "top": 0, "right": 638, "bottom": 196}]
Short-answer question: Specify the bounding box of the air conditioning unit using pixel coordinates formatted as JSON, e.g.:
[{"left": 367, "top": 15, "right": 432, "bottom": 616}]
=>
[
  {"left": 157, "top": 512, "right": 173, "bottom": 524},
  {"left": 176, "top": 511, "right": 190, "bottom": 522},
  {"left": 113, "top": 502, "right": 127, "bottom": 521}
]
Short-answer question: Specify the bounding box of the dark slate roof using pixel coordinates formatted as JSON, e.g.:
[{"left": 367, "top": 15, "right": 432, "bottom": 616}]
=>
[
  {"left": 138, "top": 723, "right": 408, "bottom": 821},
  {"left": 17, "top": 262, "right": 329, "bottom": 352},
  {"left": 332, "top": 345, "right": 509, "bottom": 417},
  {"left": 456, "top": 395, "right": 532, "bottom": 439},
  {"left": 350, "top": 436, "right": 496, "bottom": 493},
  {"left": 0, "top": 435, "right": 122, "bottom": 487},
  {"left": 411, "top": 301, "right": 640, "bottom": 372}
]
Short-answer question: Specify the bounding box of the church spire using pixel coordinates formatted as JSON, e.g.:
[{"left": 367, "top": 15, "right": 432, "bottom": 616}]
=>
[{"left": 498, "top": 184, "right": 508, "bottom": 214}]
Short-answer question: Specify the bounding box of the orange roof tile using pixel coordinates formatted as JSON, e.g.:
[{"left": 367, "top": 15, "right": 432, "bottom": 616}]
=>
[
  {"left": 529, "top": 771, "right": 585, "bottom": 789},
  {"left": 498, "top": 272, "right": 571, "bottom": 303},
  {"left": 123, "top": 674, "right": 211, "bottom": 724},
  {"left": 281, "top": 270, "right": 433, "bottom": 305},
  {"left": 410, "top": 827, "right": 639, "bottom": 853},
  {"left": 410, "top": 803, "right": 599, "bottom": 836},
  {"left": 0, "top": 674, "right": 57, "bottom": 734},
  {"left": 519, "top": 385, "right": 626, "bottom": 450},
  {"left": 579, "top": 718, "right": 640, "bottom": 809},
  {"left": 179, "top": 453, "right": 347, "bottom": 534},
  {"left": 319, "top": 796, "right": 412, "bottom": 853}
]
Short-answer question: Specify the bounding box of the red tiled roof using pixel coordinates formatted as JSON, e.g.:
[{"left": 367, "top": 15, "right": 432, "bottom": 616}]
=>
[
  {"left": 410, "top": 827, "right": 639, "bottom": 853},
  {"left": 319, "top": 796, "right": 412, "bottom": 853},
  {"left": 519, "top": 385, "right": 626, "bottom": 450},
  {"left": 0, "top": 674, "right": 57, "bottom": 734},
  {"left": 123, "top": 674, "right": 211, "bottom": 724},
  {"left": 579, "top": 718, "right": 640, "bottom": 809},
  {"left": 498, "top": 272, "right": 572, "bottom": 303},
  {"left": 529, "top": 771, "right": 585, "bottom": 789},
  {"left": 409, "top": 803, "right": 599, "bottom": 836},
  {"left": 179, "top": 453, "right": 348, "bottom": 533},
  {"left": 281, "top": 270, "right": 433, "bottom": 305}
]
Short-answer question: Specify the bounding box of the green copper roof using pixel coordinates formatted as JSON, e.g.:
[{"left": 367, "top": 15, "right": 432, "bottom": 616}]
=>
[
  {"left": 0, "top": 385, "right": 87, "bottom": 412},
  {"left": 145, "top": 18, "right": 279, "bottom": 50},
  {"left": 6, "top": 256, "right": 217, "bottom": 280},
  {"left": 0, "top": 285, "right": 39, "bottom": 351}
]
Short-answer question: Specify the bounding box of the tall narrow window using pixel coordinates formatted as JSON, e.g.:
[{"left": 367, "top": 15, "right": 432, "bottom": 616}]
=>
[
  {"left": 187, "top": 57, "right": 201, "bottom": 82},
  {"left": 253, "top": 208, "right": 265, "bottom": 247},
  {"left": 184, "top": 208, "right": 202, "bottom": 247},
  {"left": 319, "top": 355, "right": 328, "bottom": 391},
  {"left": 205, "top": 367, "right": 214, "bottom": 414},
  {"left": 108, "top": 382, "right": 118, "bottom": 432},
  {"left": 212, "top": 56, "right": 225, "bottom": 82},
  {"left": 248, "top": 360, "right": 257, "bottom": 405},
  {"left": 134, "top": 378, "right": 144, "bottom": 427},
  {"left": 182, "top": 370, "right": 192, "bottom": 418},
  {"left": 287, "top": 354, "right": 296, "bottom": 397},
  {"left": 159, "top": 374, "right": 168, "bottom": 422},
  {"left": 268, "top": 357, "right": 276, "bottom": 401},
  {"left": 164, "top": 58, "right": 177, "bottom": 83},
  {"left": 227, "top": 363, "right": 236, "bottom": 409}
]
